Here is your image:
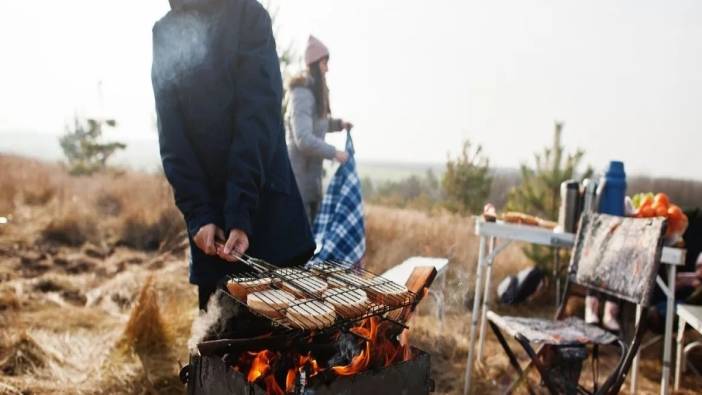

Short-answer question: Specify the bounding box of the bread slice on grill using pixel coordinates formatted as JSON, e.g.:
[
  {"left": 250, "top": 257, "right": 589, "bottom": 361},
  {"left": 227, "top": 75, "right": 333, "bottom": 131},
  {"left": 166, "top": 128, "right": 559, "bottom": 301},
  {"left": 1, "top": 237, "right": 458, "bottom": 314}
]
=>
[
  {"left": 323, "top": 287, "right": 369, "bottom": 318},
  {"left": 274, "top": 267, "right": 307, "bottom": 280},
  {"left": 226, "top": 277, "right": 279, "bottom": 302},
  {"left": 286, "top": 299, "right": 336, "bottom": 330},
  {"left": 282, "top": 276, "right": 329, "bottom": 297},
  {"left": 246, "top": 289, "right": 296, "bottom": 318},
  {"left": 366, "top": 279, "right": 410, "bottom": 307},
  {"left": 325, "top": 272, "right": 377, "bottom": 288}
]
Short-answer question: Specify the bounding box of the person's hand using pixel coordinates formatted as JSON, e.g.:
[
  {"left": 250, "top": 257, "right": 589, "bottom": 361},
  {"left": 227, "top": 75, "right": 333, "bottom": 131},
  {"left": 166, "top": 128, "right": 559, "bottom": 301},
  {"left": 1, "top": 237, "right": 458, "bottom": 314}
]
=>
[
  {"left": 335, "top": 150, "right": 349, "bottom": 163},
  {"left": 217, "top": 228, "right": 249, "bottom": 262},
  {"left": 677, "top": 272, "right": 701, "bottom": 289},
  {"left": 193, "top": 224, "right": 225, "bottom": 256},
  {"left": 341, "top": 120, "right": 354, "bottom": 131}
]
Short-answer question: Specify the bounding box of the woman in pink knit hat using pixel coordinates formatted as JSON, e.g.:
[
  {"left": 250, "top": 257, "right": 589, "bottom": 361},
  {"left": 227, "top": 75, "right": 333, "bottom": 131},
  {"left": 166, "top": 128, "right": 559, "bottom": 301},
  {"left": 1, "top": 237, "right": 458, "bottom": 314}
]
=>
[{"left": 285, "top": 35, "right": 353, "bottom": 224}]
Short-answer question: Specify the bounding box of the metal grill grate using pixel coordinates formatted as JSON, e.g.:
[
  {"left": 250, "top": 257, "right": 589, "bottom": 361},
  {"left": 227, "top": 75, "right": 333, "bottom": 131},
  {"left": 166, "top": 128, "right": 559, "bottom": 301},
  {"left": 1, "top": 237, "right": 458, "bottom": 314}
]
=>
[{"left": 223, "top": 254, "right": 416, "bottom": 332}]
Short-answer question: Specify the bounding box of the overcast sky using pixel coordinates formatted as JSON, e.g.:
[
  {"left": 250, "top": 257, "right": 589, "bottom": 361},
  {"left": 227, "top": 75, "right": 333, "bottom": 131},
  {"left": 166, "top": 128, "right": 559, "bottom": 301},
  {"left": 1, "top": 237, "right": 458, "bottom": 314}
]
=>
[{"left": 0, "top": 0, "right": 700, "bottom": 180}]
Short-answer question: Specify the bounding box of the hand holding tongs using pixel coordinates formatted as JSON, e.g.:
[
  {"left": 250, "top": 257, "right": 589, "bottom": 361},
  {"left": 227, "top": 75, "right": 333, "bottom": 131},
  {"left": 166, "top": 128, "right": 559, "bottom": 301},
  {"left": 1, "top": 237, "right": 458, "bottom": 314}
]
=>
[{"left": 214, "top": 239, "right": 269, "bottom": 273}]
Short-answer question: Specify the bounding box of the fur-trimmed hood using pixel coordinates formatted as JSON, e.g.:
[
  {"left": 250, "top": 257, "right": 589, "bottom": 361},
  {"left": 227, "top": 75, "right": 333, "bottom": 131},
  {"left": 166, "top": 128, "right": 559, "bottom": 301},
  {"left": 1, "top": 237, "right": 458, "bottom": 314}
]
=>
[{"left": 287, "top": 73, "right": 314, "bottom": 90}]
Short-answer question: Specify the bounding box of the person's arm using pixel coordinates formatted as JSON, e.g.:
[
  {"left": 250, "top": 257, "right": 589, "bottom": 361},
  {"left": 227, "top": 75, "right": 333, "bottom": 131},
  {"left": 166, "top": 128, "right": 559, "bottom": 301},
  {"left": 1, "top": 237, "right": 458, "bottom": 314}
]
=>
[
  {"left": 328, "top": 118, "right": 344, "bottom": 133},
  {"left": 152, "top": 22, "right": 217, "bottom": 240},
  {"left": 328, "top": 118, "right": 353, "bottom": 133},
  {"left": 222, "top": 1, "right": 283, "bottom": 240},
  {"left": 288, "top": 88, "right": 337, "bottom": 159}
]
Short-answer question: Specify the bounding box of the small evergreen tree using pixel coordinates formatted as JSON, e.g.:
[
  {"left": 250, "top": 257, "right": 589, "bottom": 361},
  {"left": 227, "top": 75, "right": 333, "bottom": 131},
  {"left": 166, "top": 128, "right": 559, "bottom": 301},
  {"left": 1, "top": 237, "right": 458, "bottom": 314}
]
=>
[
  {"left": 506, "top": 121, "right": 592, "bottom": 268},
  {"left": 442, "top": 140, "right": 492, "bottom": 214},
  {"left": 59, "top": 116, "right": 126, "bottom": 175}
]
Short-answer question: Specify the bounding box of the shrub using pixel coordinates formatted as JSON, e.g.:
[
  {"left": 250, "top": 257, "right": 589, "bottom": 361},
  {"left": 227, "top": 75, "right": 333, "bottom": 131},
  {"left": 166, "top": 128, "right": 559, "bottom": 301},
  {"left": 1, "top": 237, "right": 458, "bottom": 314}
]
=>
[
  {"left": 442, "top": 140, "right": 492, "bottom": 214},
  {"left": 59, "top": 117, "right": 126, "bottom": 175}
]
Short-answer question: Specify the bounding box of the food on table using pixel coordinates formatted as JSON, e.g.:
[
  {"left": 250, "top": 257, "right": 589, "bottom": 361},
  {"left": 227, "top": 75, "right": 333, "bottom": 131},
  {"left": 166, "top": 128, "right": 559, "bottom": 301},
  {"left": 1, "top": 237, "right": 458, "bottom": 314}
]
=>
[
  {"left": 246, "top": 289, "right": 297, "bottom": 318},
  {"left": 631, "top": 192, "right": 689, "bottom": 239},
  {"left": 482, "top": 203, "right": 497, "bottom": 222},
  {"left": 653, "top": 192, "right": 669, "bottom": 208},
  {"left": 501, "top": 211, "right": 557, "bottom": 230},
  {"left": 286, "top": 299, "right": 336, "bottom": 329},
  {"left": 323, "top": 287, "right": 370, "bottom": 318},
  {"left": 226, "top": 277, "right": 279, "bottom": 302}
]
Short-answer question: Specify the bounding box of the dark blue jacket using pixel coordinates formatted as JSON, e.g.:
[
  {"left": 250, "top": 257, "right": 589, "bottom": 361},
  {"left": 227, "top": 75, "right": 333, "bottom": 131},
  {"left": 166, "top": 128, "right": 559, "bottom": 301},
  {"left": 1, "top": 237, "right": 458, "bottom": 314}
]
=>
[{"left": 152, "top": 0, "right": 314, "bottom": 285}]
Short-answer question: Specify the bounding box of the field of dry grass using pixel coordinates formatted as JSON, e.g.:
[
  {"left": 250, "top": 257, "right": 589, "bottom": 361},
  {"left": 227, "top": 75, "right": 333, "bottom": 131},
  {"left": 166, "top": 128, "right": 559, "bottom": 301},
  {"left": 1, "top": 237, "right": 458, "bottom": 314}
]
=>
[{"left": 0, "top": 154, "right": 700, "bottom": 394}]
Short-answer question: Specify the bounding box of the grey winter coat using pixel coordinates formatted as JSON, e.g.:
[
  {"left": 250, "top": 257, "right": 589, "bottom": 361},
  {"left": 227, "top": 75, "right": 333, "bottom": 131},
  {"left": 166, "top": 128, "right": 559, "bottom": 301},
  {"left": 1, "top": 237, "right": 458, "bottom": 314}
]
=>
[{"left": 285, "top": 74, "right": 344, "bottom": 206}]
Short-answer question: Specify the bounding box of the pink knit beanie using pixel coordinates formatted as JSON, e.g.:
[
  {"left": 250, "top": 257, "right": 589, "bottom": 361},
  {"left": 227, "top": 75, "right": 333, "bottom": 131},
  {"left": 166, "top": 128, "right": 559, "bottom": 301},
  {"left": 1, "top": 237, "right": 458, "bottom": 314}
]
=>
[{"left": 304, "top": 35, "right": 330, "bottom": 66}]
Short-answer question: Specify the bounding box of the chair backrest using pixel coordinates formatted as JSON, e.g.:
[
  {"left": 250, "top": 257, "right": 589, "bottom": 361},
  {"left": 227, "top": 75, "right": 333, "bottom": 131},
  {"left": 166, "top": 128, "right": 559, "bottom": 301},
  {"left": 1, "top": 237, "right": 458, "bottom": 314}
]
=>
[{"left": 568, "top": 213, "right": 666, "bottom": 306}]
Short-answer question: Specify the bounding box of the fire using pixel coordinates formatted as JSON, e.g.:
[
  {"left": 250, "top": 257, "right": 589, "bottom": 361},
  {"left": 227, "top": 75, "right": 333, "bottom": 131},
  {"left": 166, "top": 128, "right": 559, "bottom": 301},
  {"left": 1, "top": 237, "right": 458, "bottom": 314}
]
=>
[
  {"left": 285, "top": 353, "right": 321, "bottom": 392},
  {"left": 330, "top": 316, "right": 412, "bottom": 376},
  {"left": 235, "top": 317, "right": 414, "bottom": 393},
  {"left": 331, "top": 317, "right": 377, "bottom": 376},
  {"left": 247, "top": 350, "right": 275, "bottom": 383}
]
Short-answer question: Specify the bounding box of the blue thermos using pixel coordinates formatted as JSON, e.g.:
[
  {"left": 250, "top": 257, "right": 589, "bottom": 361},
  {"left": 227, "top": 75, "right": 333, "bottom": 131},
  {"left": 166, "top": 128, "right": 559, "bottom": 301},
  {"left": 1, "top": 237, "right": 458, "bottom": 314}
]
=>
[{"left": 596, "top": 161, "right": 627, "bottom": 216}]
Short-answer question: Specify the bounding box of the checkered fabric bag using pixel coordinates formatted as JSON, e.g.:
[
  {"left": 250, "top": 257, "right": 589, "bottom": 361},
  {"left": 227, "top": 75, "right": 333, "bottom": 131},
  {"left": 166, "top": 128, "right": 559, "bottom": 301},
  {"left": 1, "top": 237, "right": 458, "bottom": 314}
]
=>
[{"left": 310, "top": 132, "right": 365, "bottom": 268}]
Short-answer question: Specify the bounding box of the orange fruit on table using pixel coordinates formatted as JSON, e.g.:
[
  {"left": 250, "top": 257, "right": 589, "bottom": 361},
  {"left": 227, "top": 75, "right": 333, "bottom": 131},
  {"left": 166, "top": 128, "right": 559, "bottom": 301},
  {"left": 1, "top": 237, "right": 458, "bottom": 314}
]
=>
[
  {"left": 640, "top": 195, "right": 654, "bottom": 208},
  {"left": 655, "top": 204, "right": 668, "bottom": 217},
  {"left": 653, "top": 193, "right": 670, "bottom": 208},
  {"left": 668, "top": 205, "right": 684, "bottom": 221},
  {"left": 639, "top": 206, "right": 656, "bottom": 218}
]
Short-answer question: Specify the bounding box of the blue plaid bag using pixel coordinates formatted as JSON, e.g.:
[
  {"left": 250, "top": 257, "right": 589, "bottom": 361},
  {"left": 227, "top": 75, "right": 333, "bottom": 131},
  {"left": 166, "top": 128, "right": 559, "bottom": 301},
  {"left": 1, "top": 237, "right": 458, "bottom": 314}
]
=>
[{"left": 310, "top": 132, "right": 365, "bottom": 268}]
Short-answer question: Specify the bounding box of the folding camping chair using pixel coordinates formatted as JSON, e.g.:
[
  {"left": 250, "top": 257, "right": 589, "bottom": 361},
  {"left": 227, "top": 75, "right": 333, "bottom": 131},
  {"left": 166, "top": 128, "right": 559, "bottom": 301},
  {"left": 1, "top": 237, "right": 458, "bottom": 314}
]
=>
[{"left": 487, "top": 213, "right": 667, "bottom": 395}]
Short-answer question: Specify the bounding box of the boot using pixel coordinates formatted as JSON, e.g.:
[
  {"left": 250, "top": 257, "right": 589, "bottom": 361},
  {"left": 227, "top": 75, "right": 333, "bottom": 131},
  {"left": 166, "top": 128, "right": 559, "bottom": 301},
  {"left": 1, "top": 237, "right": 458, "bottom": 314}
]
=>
[
  {"left": 602, "top": 300, "right": 621, "bottom": 332},
  {"left": 585, "top": 294, "right": 599, "bottom": 325}
]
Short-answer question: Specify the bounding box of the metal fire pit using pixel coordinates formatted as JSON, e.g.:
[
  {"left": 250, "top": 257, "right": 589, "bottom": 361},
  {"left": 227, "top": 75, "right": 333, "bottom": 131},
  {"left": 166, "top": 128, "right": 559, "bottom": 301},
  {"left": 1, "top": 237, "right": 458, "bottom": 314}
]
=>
[{"left": 186, "top": 347, "right": 433, "bottom": 395}]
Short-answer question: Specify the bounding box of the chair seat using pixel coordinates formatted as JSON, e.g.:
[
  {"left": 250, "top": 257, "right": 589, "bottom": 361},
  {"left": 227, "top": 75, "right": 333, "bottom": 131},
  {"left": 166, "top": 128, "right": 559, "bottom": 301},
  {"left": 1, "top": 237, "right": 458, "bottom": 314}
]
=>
[{"left": 487, "top": 311, "right": 618, "bottom": 346}]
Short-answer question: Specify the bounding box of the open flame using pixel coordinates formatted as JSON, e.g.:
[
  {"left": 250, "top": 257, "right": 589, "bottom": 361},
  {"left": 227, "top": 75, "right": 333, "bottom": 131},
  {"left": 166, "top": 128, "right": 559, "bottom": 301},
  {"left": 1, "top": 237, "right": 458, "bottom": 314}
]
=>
[
  {"left": 247, "top": 350, "right": 274, "bottom": 382},
  {"left": 285, "top": 353, "right": 321, "bottom": 392},
  {"left": 234, "top": 317, "right": 414, "bottom": 394}
]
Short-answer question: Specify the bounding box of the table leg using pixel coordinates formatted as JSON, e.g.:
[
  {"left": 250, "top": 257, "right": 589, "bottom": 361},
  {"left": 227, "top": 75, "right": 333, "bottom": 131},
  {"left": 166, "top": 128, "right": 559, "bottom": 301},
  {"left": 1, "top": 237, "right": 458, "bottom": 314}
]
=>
[
  {"left": 631, "top": 304, "right": 642, "bottom": 394},
  {"left": 661, "top": 264, "right": 677, "bottom": 395},
  {"left": 477, "top": 237, "right": 496, "bottom": 360},
  {"left": 554, "top": 248, "right": 561, "bottom": 307},
  {"left": 674, "top": 317, "right": 686, "bottom": 391},
  {"left": 464, "top": 236, "right": 488, "bottom": 395}
]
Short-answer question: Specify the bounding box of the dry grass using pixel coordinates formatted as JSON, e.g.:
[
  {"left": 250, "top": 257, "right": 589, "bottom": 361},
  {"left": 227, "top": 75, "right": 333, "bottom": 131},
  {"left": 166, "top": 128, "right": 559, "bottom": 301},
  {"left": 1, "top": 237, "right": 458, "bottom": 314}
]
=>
[{"left": 1, "top": 154, "right": 701, "bottom": 394}]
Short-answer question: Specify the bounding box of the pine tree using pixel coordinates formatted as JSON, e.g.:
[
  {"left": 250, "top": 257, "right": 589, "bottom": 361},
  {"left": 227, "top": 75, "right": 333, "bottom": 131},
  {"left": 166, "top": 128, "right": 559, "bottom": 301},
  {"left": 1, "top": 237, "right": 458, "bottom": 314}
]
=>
[
  {"left": 442, "top": 140, "right": 492, "bottom": 214},
  {"left": 506, "top": 121, "right": 592, "bottom": 268},
  {"left": 59, "top": 117, "right": 126, "bottom": 175}
]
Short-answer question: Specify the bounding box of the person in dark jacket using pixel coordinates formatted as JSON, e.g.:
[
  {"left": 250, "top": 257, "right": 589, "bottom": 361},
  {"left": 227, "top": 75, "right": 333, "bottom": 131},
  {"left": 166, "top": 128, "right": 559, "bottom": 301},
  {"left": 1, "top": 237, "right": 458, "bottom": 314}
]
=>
[{"left": 152, "top": 0, "right": 315, "bottom": 310}]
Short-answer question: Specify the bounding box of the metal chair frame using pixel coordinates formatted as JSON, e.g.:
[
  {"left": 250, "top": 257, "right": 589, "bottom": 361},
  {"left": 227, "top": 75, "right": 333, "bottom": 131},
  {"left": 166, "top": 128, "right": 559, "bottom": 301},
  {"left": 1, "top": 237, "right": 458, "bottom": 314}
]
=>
[{"left": 488, "top": 214, "right": 666, "bottom": 395}]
